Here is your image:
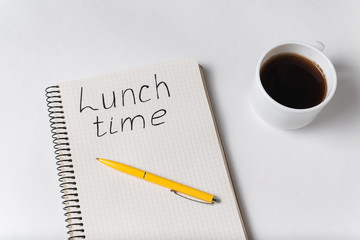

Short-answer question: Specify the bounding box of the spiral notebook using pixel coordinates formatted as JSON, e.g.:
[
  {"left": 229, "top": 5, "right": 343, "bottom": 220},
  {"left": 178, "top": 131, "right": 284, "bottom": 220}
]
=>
[{"left": 46, "top": 59, "right": 247, "bottom": 239}]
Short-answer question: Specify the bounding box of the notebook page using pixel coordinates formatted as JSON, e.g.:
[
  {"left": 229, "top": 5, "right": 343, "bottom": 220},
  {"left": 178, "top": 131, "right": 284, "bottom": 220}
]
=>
[{"left": 59, "top": 59, "right": 246, "bottom": 239}]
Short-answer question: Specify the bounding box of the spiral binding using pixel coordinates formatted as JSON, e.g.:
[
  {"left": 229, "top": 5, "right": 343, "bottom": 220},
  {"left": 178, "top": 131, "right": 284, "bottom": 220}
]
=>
[{"left": 46, "top": 86, "right": 85, "bottom": 239}]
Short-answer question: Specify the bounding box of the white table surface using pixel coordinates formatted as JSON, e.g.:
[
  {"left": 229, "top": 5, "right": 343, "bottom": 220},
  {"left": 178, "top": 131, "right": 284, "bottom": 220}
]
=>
[{"left": 1, "top": 1, "right": 359, "bottom": 239}]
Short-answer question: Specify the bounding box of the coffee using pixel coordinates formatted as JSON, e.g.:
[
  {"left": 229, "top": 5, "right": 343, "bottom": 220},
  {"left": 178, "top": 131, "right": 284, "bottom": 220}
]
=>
[{"left": 260, "top": 53, "right": 327, "bottom": 109}]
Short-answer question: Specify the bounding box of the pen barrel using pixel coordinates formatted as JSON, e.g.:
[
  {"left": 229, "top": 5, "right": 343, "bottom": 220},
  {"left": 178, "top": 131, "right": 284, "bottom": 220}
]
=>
[
  {"left": 99, "top": 159, "right": 145, "bottom": 179},
  {"left": 145, "top": 173, "right": 214, "bottom": 203}
]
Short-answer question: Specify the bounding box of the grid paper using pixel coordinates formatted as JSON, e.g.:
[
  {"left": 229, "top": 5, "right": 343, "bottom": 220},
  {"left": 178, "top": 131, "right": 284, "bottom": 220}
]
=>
[{"left": 59, "top": 59, "right": 247, "bottom": 239}]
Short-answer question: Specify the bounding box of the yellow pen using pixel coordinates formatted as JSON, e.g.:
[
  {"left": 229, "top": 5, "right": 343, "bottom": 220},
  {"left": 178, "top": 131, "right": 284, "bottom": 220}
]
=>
[{"left": 97, "top": 158, "right": 219, "bottom": 204}]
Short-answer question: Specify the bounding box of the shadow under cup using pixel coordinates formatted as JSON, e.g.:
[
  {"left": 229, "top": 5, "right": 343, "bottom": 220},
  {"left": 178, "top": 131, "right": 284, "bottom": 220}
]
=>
[{"left": 251, "top": 42, "right": 337, "bottom": 129}]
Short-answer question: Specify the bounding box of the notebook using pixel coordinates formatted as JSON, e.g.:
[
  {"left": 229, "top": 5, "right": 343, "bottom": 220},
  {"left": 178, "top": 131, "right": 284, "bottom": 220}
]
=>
[{"left": 45, "top": 59, "right": 247, "bottom": 239}]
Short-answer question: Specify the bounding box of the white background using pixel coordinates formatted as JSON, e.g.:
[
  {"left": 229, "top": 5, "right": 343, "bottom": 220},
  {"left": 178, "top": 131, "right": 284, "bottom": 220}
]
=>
[{"left": 1, "top": 1, "right": 359, "bottom": 239}]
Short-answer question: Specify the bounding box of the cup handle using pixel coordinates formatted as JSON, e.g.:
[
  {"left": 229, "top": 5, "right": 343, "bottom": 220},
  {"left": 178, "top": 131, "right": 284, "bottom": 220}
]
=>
[{"left": 310, "top": 41, "right": 325, "bottom": 52}]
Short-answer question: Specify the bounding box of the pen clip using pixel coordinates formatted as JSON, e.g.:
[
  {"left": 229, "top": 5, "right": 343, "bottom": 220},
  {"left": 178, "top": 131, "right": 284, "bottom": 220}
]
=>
[{"left": 170, "top": 190, "right": 214, "bottom": 204}]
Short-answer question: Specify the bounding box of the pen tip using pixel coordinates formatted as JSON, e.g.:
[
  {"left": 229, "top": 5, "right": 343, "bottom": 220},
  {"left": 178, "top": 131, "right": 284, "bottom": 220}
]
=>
[
  {"left": 96, "top": 158, "right": 99, "bottom": 161},
  {"left": 212, "top": 196, "right": 220, "bottom": 203}
]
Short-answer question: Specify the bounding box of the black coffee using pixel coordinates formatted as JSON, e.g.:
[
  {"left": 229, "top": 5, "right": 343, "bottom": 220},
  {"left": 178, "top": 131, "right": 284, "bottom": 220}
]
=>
[{"left": 260, "top": 53, "right": 327, "bottom": 109}]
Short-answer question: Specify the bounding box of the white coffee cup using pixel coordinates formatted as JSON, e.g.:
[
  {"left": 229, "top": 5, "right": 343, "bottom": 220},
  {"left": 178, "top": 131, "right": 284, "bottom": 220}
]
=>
[{"left": 251, "top": 41, "right": 337, "bottom": 129}]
